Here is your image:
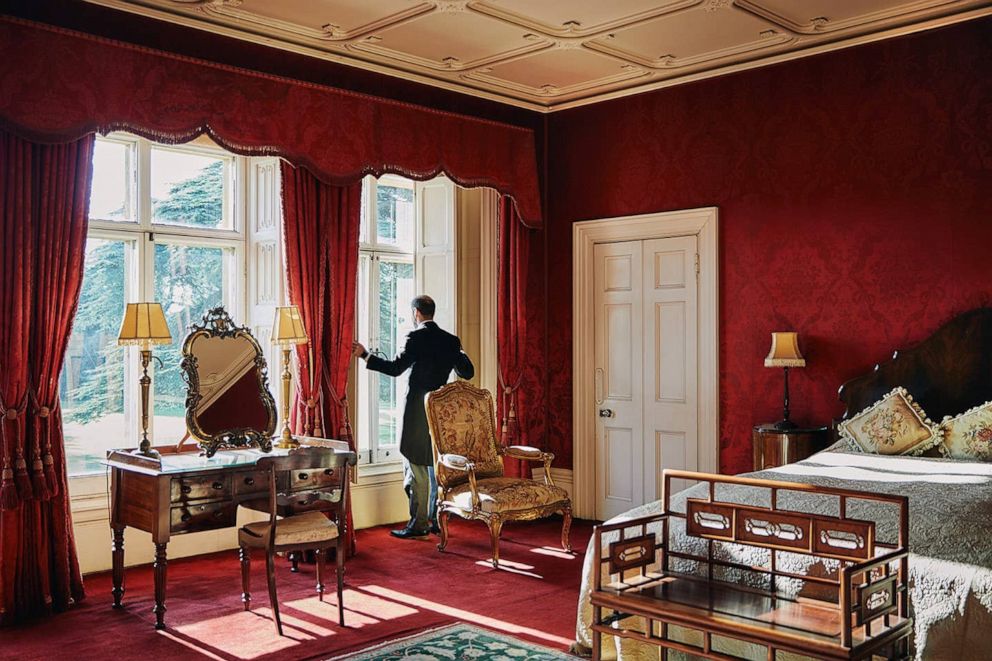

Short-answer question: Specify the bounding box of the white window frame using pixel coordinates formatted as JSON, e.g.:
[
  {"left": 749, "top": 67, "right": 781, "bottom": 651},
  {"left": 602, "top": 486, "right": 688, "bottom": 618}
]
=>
[
  {"left": 356, "top": 175, "right": 416, "bottom": 468},
  {"left": 68, "top": 133, "right": 249, "bottom": 489}
]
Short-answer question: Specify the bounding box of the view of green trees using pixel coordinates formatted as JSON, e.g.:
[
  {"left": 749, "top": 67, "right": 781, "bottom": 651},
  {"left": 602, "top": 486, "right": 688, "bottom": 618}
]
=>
[
  {"left": 62, "top": 161, "right": 226, "bottom": 426},
  {"left": 374, "top": 185, "right": 414, "bottom": 444}
]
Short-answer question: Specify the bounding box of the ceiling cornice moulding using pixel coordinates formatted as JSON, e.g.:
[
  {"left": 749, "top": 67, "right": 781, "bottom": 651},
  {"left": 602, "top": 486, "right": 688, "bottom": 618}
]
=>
[{"left": 81, "top": 0, "right": 992, "bottom": 113}]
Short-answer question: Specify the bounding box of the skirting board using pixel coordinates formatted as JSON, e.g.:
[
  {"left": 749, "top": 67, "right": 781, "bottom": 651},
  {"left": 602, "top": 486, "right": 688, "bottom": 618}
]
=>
[
  {"left": 70, "top": 469, "right": 410, "bottom": 575},
  {"left": 531, "top": 467, "right": 574, "bottom": 502}
]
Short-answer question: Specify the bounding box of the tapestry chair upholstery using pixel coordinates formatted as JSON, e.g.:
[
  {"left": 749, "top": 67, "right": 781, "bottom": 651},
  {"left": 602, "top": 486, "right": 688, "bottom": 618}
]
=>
[{"left": 426, "top": 381, "right": 571, "bottom": 567}]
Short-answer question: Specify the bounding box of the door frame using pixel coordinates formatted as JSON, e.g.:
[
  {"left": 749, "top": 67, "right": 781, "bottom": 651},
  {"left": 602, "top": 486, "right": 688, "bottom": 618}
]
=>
[{"left": 572, "top": 207, "right": 719, "bottom": 519}]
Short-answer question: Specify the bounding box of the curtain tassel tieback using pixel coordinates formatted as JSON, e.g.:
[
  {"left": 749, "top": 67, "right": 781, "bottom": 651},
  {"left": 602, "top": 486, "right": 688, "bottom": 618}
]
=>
[
  {"left": 0, "top": 401, "right": 27, "bottom": 509},
  {"left": 31, "top": 402, "right": 55, "bottom": 500},
  {"left": 499, "top": 383, "right": 521, "bottom": 447},
  {"left": 304, "top": 397, "right": 320, "bottom": 437},
  {"left": 328, "top": 384, "right": 354, "bottom": 448},
  {"left": 5, "top": 395, "right": 33, "bottom": 501}
]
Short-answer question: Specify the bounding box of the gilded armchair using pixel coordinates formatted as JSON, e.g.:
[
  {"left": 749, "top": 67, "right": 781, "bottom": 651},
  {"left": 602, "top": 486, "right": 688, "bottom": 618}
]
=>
[{"left": 426, "top": 381, "right": 571, "bottom": 567}]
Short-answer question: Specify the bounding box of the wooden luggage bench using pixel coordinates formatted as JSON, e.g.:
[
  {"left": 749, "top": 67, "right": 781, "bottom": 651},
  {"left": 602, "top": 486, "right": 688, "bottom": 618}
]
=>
[{"left": 590, "top": 470, "right": 912, "bottom": 660}]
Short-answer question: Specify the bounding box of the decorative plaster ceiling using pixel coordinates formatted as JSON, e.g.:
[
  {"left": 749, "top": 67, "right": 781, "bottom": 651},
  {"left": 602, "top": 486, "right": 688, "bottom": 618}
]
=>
[{"left": 84, "top": 0, "right": 992, "bottom": 111}]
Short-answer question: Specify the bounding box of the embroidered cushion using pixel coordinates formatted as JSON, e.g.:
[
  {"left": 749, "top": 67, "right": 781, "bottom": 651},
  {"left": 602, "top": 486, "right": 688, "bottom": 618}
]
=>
[
  {"left": 838, "top": 387, "right": 939, "bottom": 455},
  {"left": 940, "top": 400, "right": 992, "bottom": 461},
  {"left": 443, "top": 477, "right": 569, "bottom": 514}
]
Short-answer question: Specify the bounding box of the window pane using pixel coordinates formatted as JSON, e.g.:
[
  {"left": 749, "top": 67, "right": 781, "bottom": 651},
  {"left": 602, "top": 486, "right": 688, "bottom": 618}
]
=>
[
  {"left": 89, "top": 140, "right": 133, "bottom": 222},
  {"left": 376, "top": 259, "right": 414, "bottom": 456},
  {"left": 61, "top": 238, "right": 133, "bottom": 475},
  {"left": 151, "top": 147, "right": 229, "bottom": 229},
  {"left": 357, "top": 254, "right": 371, "bottom": 456},
  {"left": 153, "top": 242, "right": 228, "bottom": 440},
  {"left": 376, "top": 184, "right": 414, "bottom": 251}
]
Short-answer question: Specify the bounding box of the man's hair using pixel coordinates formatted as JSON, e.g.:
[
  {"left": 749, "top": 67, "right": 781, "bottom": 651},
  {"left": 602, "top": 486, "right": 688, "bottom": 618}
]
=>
[{"left": 411, "top": 295, "right": 436, "bottom": 318}]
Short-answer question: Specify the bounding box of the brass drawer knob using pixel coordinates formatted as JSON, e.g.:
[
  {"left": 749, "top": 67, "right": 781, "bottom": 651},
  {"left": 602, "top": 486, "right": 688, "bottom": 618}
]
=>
[
  {"left": 212, "top": 481, "right": 224, "bottom": 490},
  {"left": 244, "top": 477, "right": 255, "bottom": 486},
  {"left": 181, "top": 513, "right": 191, "bottom": 522},
  {"left": 324, "top": 469, "right": 333, "bottom": 476},
  {"left": 298, "top": 473, "right": 309, "bottom": 481},
  {"left": 180, "top": 485, "right": 192, "bottom": 495}
]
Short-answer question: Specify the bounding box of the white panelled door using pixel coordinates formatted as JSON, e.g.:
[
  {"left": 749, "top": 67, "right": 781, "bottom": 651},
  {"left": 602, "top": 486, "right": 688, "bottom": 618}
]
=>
[
  {"left": 594, "top": 236, "right": 699, "bottom": 520},
  {"left": 594, "top": 241, "right": 644, "bottom": 520}
]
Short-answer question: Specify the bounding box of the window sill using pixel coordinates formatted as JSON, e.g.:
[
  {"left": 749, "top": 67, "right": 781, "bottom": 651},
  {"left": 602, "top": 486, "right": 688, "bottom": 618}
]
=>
[{"left": 357, "top": 460, "right": 403, "bottom": 485}]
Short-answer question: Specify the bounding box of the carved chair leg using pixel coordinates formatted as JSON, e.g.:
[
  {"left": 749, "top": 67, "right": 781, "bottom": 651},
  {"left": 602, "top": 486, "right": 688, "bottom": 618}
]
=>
[
  {"left": 437, "top": 510, "right": 450, "bottom": 552},
  {"left": 315, "top": 548, "right": 325, "bottom": 602},
  {"left": 290, "top": 552, "right": 300, "bottom": 573},
  {"left": 561, "top": 507, "right": 573, "bottom": 552},
  {"left": 488, "top": 516, "right": 503, "bottom": 568},
  {"left": 239, "top": 545, "right": 251, "bottom": 611},
  {"left": 336, "top": 535, "right": 346, "bottom": 627},
  {"left": 265, "top": 550, "right": 283, "bottom": 636}
]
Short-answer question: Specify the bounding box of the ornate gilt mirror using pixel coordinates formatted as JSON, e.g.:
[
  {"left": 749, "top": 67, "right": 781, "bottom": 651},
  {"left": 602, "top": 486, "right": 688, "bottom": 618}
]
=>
[{"left": 181, "top": 307, "right": 277, "bottom": 457}]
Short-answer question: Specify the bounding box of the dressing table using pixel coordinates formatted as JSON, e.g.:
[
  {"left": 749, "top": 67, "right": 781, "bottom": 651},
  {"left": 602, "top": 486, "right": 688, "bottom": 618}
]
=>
[
  {"left": 104, "top": 307, "right": 347, "bottom": 630},
  {"left": 106, "top": 440, "right": 347, "bottom": 630}
]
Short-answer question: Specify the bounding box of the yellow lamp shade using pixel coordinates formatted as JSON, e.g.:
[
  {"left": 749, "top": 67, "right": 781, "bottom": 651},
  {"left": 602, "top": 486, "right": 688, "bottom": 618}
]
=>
[
  {"left": 117, "top": 303, "right": 172, "bottom": 348},
  {"left": 764, "top": 332, "right": 806, "bottom": 368},
  {"left": 271, "top": 306, "right": 308, "bottom": 346}
]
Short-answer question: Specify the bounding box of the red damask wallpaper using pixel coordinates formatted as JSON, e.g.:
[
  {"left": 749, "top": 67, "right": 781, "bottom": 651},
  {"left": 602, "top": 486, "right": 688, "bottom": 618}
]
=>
[{"left": 545, "top": 18, "right": 992, "bottom": 474}]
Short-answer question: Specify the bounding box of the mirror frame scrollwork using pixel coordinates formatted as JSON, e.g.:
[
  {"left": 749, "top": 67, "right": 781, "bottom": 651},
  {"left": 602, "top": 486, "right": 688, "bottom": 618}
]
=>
[{"left": 181, "top": 307, "right": 277, "bottom": 457}]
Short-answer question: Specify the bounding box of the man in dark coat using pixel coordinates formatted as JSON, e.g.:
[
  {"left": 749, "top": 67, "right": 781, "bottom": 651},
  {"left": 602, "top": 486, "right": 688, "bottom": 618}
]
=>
[{"left": 353, "top": 295, "right": 474, "bottom": 538}]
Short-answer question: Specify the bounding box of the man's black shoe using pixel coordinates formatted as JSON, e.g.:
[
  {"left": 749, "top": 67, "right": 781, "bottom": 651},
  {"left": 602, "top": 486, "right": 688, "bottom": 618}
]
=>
[
  {"left": 390, "top": 526, "right": 429, "bottom": 539},
  {"left": 429, "top": 521, "right": 441, "bottom": 535}
]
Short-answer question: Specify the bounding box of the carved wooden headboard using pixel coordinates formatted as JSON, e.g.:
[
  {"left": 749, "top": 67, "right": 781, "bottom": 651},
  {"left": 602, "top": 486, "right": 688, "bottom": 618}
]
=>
[{"left": 837, "top": 308, "right": 992, "bottom": 424}]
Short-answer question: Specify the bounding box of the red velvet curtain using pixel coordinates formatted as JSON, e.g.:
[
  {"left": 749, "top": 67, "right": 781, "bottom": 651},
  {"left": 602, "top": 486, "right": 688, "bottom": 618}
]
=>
[
  {"left": 0, "top": 129, "right": 93, "bottom": 623},
  {"left": 497, "top": 196, "right": 545, "bottom": 478},
  {"left": 280, "top": 162, "right": 362, "bottom": 552}
]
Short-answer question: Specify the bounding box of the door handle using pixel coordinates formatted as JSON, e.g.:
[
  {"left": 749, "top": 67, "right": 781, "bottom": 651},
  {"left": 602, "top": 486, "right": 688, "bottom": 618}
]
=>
[{"left": 598, "top": 409, "right": 615, "bottom": 418}]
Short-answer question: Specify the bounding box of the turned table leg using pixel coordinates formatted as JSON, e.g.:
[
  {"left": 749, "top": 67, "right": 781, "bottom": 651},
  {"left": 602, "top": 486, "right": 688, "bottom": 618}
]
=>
[
  {"left": 153, "top": 542, "right": 168, "bottom": 630},
  {"left": 112, "top": 526, "right": 125, "bottom": 609}
]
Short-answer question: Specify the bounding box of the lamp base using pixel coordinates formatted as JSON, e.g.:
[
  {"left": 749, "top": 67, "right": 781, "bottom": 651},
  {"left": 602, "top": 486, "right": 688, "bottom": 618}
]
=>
[
  {"left": 276, "top": 428, "right": 298, "bottom": 450},
  {"left": 771, "top": 419, "right": 798, "bottom": 431},
  {"left": 132, "top": 446, "right": 161, "bottom": 459}
]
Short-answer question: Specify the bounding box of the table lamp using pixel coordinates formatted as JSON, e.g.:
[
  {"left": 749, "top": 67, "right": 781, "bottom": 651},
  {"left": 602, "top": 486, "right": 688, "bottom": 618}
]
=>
[
  {"left": 271, "top": 306, "right": 309, "bottom": 448},
  {"left": 118, "top": 302, "right": 172, "bottom": 458},
  {"left": 764, "top": 331, "right": 806, "bottom": 431}
]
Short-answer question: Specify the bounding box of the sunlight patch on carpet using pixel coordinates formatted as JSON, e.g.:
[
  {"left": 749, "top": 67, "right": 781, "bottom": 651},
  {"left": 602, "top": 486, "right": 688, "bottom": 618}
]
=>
[
  {"left": 169, "top": 606, "right": 335, "bottom": 658},
  {"left": 326, "top": 623, "right": 574, "bottom": 661},
  {"left": 358, "top": 586, "right": 573, "bottom": 646},
  {"left": 529, "top": 547, "right": 576, "bottom": 560},
  {"left": 285, "top": 589, "right": 420, "bottom": 628},
  {"left": 473, "top": 558, "right": 543, "bottom": 578}
]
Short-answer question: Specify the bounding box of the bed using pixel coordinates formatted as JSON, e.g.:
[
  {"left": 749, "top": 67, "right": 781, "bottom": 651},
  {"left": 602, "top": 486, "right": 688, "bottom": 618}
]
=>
[{"left": 574, "top": 308, "right": 992, "bottom": 660}]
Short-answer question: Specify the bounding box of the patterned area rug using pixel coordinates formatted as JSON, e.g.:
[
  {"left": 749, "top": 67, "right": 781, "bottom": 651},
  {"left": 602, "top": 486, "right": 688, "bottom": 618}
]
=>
[{"left": 327, "top": 623, "right": 575, "bottom": 661}]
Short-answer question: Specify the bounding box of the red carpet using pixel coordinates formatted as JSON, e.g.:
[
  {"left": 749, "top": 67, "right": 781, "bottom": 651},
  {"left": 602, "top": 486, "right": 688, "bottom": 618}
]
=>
[{"left": 5, "top": 517, "right": 591, "bottom": 660}]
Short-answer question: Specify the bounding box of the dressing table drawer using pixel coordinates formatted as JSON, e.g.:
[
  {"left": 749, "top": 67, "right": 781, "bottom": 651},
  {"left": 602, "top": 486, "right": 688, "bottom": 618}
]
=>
[
  {"left": 171, "top": 475, "right": 231, "bottom": 502},
  {"left": 234, "top": 470, "right": 268, "bottom": 495},
  {"left": 290, "top": 467, "right": 338, "bottom": 491},
  {"left": 170, "top": 501, "right": 235, "bottom": 533}
]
